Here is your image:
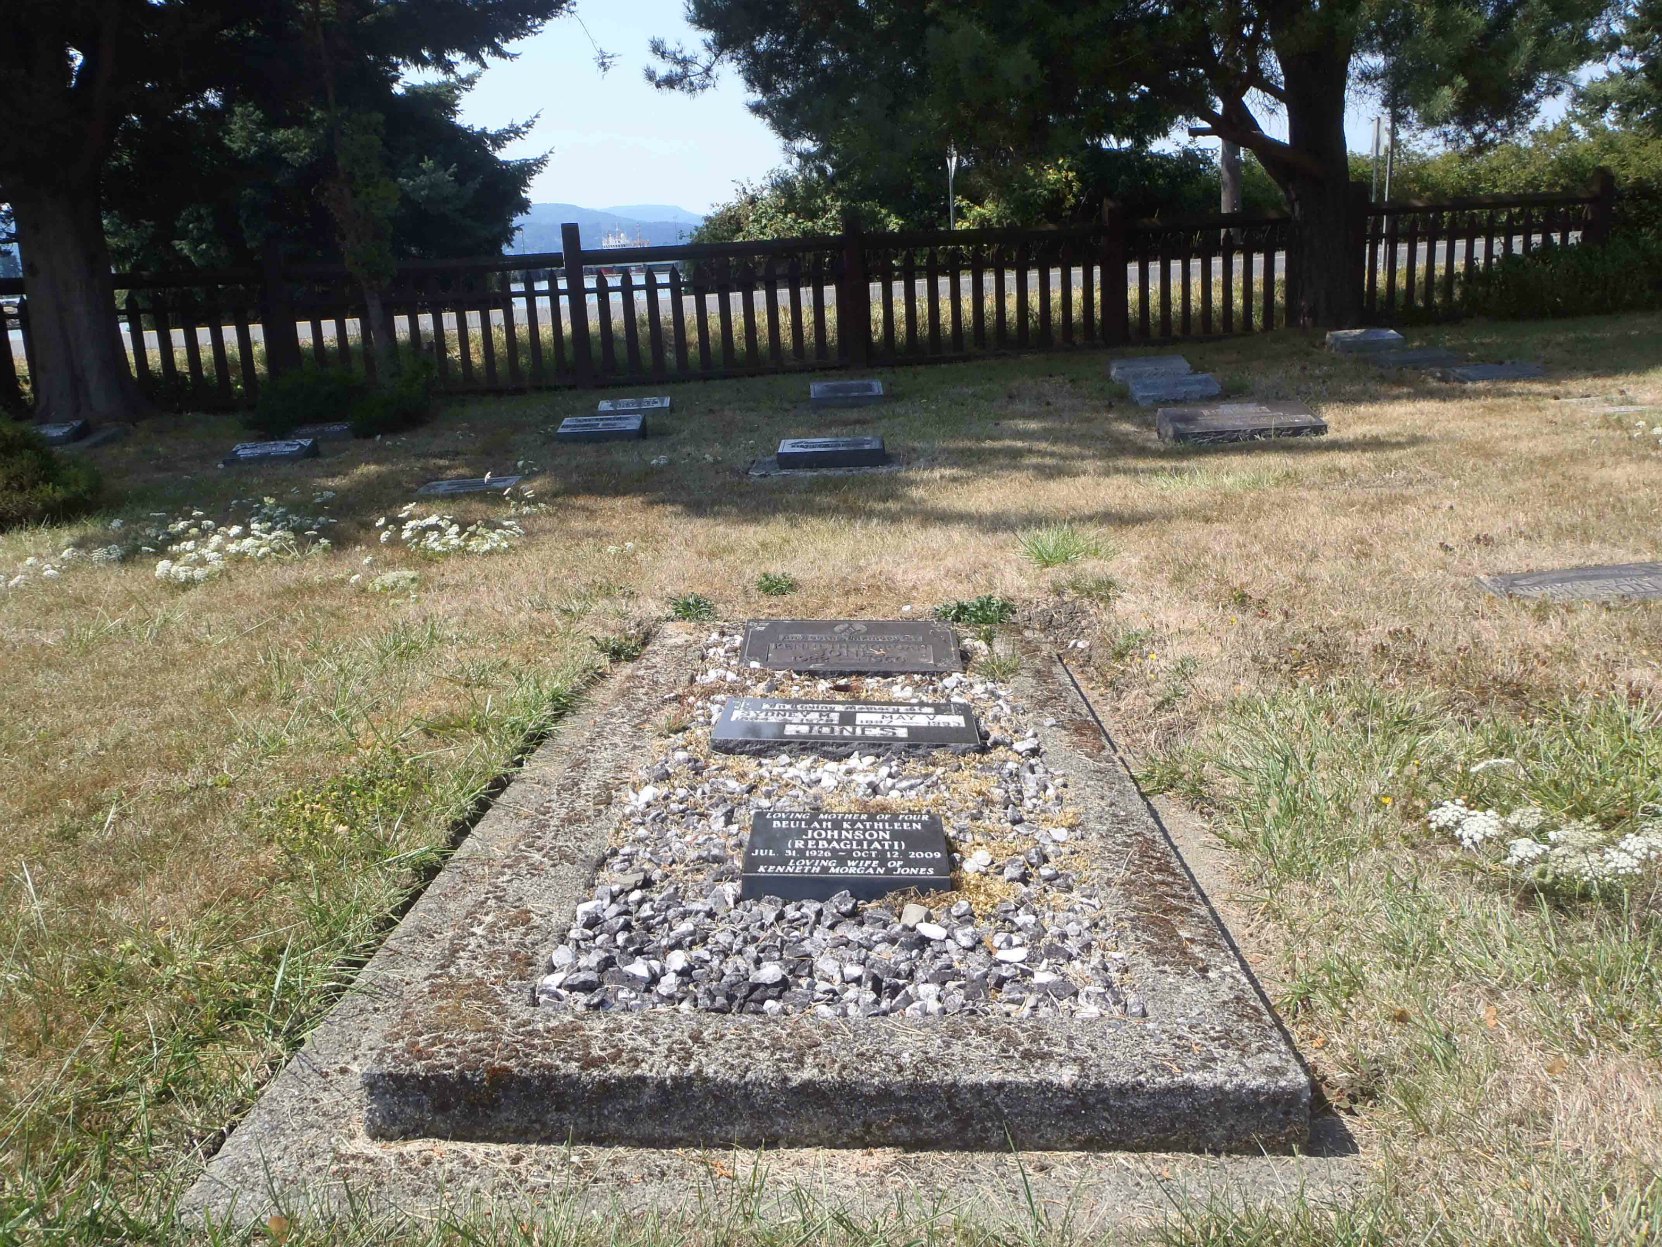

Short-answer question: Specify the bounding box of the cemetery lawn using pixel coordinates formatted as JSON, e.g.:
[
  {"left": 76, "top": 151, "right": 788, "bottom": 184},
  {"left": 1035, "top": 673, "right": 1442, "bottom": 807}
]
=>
[{"left": 2, "top": 310, "right": 1660, "bottom": 1244}]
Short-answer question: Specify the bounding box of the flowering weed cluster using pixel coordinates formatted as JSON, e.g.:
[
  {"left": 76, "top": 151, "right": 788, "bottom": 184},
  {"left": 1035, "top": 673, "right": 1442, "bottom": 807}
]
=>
[
  {"left": 1429, "top": 796, "right": 1662, "bottom": 890},
  {"left": 375, "top": 503, "right": 523, "bottom": 556},
  {"left": 154, "top": 497, "right": 335, "bottom": 585}
]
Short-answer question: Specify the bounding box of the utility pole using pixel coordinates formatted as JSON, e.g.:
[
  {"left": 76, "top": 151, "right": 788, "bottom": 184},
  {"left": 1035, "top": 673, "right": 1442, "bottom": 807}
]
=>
[
  {"left": 947, "top": 145, "right": 961, "bottom": 230},
  {"left": 1383, "top": 104, "right": 1398, "bottom": 202},
  {"left": 1371, "top": 116, "right": 1384, "bottom": 202}
]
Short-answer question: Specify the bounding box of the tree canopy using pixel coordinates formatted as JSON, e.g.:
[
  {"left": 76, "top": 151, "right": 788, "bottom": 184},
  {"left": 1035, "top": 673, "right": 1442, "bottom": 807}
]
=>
[{"left": 654, "top": 0, "right": 1615, "bottom": 323}]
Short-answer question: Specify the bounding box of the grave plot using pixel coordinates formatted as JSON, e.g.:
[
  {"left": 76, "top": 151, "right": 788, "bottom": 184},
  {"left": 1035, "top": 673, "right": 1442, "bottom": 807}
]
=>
[
  {"left": 557, "top": 414, "right": 646, "bottom": 443},
  {"left": 1437, "top": 361, "right": 1547, "bottom": 383},
  {"left": 1480, "top": 562, "right": 1662, "bottom": 602},
  {"left": 56, "top": 425, "right": 130, "bottom": 452},
  {"left": 1325, "top": 327, "right": 1404, "bottom": 354},
  {"left": 1156, "top": 401, "right": 1328, "bottom": 445},
  {"left": 810, "top": 379, "right": 886, "bottom": 408},
  {"left": 415, "top": 474, "right": 523, "bottom": 495},
  {"left": 360, "top": 625, "right": 1308, "bottom": 1153},
  {"left": 1126, "top": 370, "right": 1223, "bottom": 408},
  {"left": 598, "top": 395, "right": 672, "bottom": 413},
  {"left": 221, "top": 438, "right": 320, "bottom": 466},
  {"left": 1108, "top": 354, "right": 1191, "bottom": 382}
]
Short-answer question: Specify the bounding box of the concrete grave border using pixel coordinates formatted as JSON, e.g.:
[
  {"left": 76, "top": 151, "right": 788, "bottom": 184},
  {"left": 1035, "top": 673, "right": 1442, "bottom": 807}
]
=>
[{"left": 182, "top": 626, "right": 1350, "bottom": 1230}]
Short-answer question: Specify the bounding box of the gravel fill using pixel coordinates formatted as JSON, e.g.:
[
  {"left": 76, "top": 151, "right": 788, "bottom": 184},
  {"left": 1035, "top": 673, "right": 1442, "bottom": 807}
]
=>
[{"left": 536, "top": 630, "right": 1139, "bottom": 1020}]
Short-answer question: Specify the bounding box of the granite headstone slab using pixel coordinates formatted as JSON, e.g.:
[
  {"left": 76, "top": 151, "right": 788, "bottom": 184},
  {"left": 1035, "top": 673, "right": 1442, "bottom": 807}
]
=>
[
  {"left": 810, "top": 379, "right": 886, "bottom": 408},
  {"left": 1437, "top": 361, "right": 1546, "bottom": 383},
  {"left": 557, "top": 414, "right": 646, "bottom": 443},
  {"left": 711, "top": 696, "right": 981, "bottom": 754},
  {"left": 741, "top": 811, "right": 952, "bottom": 902},
  {"left": 221, "top": 438, "right": 320, "bottom": 466},
  {"left": 597, "top": 395, "right": 671, "bottom": 414},
  {"left": 292, "top": 422, "right": 355, "bottom": 441},
  {"left": 742, "top": 619, "right": 962, "bottom": 674},
  {"left": 415, "top": 474, "right": 523, "bottom": 496},
  {"left": 35, "top": 420, "right": 91, "bottom": 446},
  {"left": 1128, "top": 371, "right": 1222, "bottom": 407},
  {"left": 1156, "top": 401, "right": 1328, "bottom": 445},
  {"left": 775, "top": 436, "right": 888, "bottom": 469},
  {"left": 1109, "top": 354, "right": 1191, "bottom": 382},
  {"left": 1326, "top": 327, "right": 1405, "bottom": 354},
  {"left": 1479, "top": 562, "right": 1662, "bottom": 602}
]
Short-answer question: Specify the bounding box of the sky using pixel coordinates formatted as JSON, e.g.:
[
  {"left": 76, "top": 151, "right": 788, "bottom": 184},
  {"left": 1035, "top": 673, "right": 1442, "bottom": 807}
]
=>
[{"left": 458, "top": 2, "right": 1566, "bottom": 217}]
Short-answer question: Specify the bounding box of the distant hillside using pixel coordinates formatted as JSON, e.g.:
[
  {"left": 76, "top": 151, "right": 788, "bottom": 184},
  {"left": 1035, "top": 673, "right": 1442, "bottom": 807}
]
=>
[{"left": 510, "top": 203, "right": 702, "bottom": 253}]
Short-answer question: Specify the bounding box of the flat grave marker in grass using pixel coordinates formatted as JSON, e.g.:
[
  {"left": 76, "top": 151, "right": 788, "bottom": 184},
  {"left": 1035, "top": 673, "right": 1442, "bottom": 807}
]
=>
[
  {"left": 774, "top": 436, "right": 888, "bottom": 469},
  {"left": 711, "top": 696, "right": 981, "bottom": 754},
  {"left": 35, "top": 420, "right": 90, "bottom": 446},
  {"left": 415, "top": 474, "right": 523, "bottom": 496},
  {"left": 1437, "top": 361, "right": 1547, "bottom": 383},
  {"left": 1128, "top": 371, "right": 1223, "bottom": 408},
  {"left": 742, "top": 619, "right": 962, "bottom": 674},
  {"left": 1368, "top": 346, "right": 1466, "bottom": 371},
  {"left": 1109, "top": 354, "right": 1191, "bottom": 382},
  {"left": 1156, "top": 401, "right": 1328, "bottom": 445},
  {"left": 556, "top": 414, "right": 646, "bottom": 443},
  {"left": 1326, "top": 327, "right": 1405, "bottom": 354},
  {"left": 597, "top": 395, "right": 671, "bottom": 413},
  {"left": 810, "top": 379, "right": 886, "bottom": 408},
  {"left": 221, "top": 438, "right": 320, "bottom": 466},
  {"left": 1479, "top": 562, "right": 1662, "bottom": 602},
  {"left": 740, "top": 811, "right": 952, "bottom": 902},
  {"left": 292, "top": 421, "right": 355, "bottom": 441}
]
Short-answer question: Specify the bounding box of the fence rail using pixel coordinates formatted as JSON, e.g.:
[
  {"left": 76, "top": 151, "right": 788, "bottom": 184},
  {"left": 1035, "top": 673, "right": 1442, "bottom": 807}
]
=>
[{"left": 0, "top": 177, "right": 1618, "bottom": 411}]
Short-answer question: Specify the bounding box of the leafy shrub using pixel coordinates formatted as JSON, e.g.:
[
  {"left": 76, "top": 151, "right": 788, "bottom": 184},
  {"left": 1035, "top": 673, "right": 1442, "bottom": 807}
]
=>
[
  {"left": 351, "top": 358, "right": 435, "bottom": 438},
  {"left": 934, "top": 594, "right": 1016, "bottom": 626},
  {"left": 249, "top": 366, "right": 365, "bottom": 437},
  {"left": 1460, "top": 235, "right": 1662, "bottom": 320},
  {"left": 249, "top": 359, "right": 435, "bottom": 438},
  {"left": 0, "top": 421, "right": 103, "bottom": 532},
  {"left": 756, "top": 571, "right": 798, "bottom": 596},
  {"left": 669, "top": 592, "right": 717, "bottom": 621}
]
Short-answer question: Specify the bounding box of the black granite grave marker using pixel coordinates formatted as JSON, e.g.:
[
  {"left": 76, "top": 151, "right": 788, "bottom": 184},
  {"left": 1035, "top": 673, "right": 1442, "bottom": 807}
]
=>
[
  {"left": 292, "top": 421, "right": 355, "bottom": 441},
  {"left": 35, "top": 420, "right": 90, "bottom": 446},
  {"left": 597, "top": 396, "right": 670, "bottom": 413},
  {"left": 415, "top": 474, "right": 523, "bottom": 496},
  {"left": 775, "top": 437, "right": 888, "bottom": 469},
  {"left": 711, "top": 696, "right": 981, "bottom": 754},
  {"left": 1326, "top": 327, "right": 1404, "bottom": 354},
  {"left": 741, "top": 811, "right": 952, "bottom": 901},
  {"left": 221, "top": 438, "right": 320, "bottom": 466},
  {"left": 1479, "top": 562, "right": 1662, "bottom": 602},
  {"left": 810, "top": 379, "right": 886, "bottom": 408},
  {"left": 1156, "top": 401, "right": 1327, "bottom": 445},
  {"left": 557, "top": 414, "right": 646, "bottom": 443},
  {"left": 742, "top": 619, "right": 961, "bottom": 674}
]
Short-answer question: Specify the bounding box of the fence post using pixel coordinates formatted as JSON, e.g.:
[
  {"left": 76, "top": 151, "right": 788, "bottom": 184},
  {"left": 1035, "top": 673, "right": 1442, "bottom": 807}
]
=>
[
  {"left": 837, "top": 209, "right": 870, "bottom": 367},
  {"left": 561, "top": 222, "right": 595, "bottom": 385},
  {"left": 1584, "top": 167, "right": 1617, "bottom": 245},
  {"left": 1100, "top": 202, "right": 1129, "bottom": 344},
  {"left": 258, "top": 238, "right": 304, "bottom": 378}
]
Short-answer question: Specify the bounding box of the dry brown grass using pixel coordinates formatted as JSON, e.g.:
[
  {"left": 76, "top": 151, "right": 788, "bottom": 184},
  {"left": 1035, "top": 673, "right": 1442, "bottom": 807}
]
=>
[{"left": 2, "top": 310, "right": 1660, "bottom": 1241}]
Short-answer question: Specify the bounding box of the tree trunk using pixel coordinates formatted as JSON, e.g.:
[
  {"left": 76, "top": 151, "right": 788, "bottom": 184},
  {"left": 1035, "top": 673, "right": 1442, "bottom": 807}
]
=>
[
  {"left": 363, "top": 284, "right": 398, "bottom": 381},
  {"left": 10, "top": 185, "right": 148, "bottom": 423},
  {"left": 1266, "top": 46, "right": 1366, "bottom": 328}
]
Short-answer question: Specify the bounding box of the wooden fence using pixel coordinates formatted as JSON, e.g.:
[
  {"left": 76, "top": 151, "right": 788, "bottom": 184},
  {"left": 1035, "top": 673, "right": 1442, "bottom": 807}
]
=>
[{"left": 0, "top": 177, "right": 1619, "bottom": 410}]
